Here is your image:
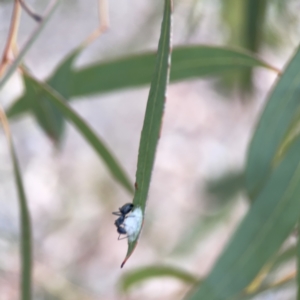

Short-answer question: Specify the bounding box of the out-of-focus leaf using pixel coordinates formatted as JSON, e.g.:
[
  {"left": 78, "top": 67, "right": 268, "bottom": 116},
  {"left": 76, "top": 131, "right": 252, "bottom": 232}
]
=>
[
  {"left": 69, "top": 46, "right": 276, "bottom": 98},
  {"left": 246, "top": 46, "right": 300, "bottom": 198},
  {"left": 0, "top": 109, "right": 32, "bottom": 300},
  {"left": 120, "top": 265, "right": 199, "bottom": 292},
  {"left": 7, "top": 46, "right": 277, "bottom": 120},
  {"left": 0, "top": 0, "right": 60, "bottom": 90},
  {"left": 240, "top": 0, "right": 267, "bottom": 91},
  {"left": 186, "top": 136, "right": 300, "bottom": 300},
  {"left": 47, "top": 50, "right": 81, "bottom": 99},
  {"left": 244, "top": 0, "right": 267, "bottom": 53},
  {"left": 220, "top": 0, "right": 268, "bottom": 93},
  {"left": 172, "top": 202, "right": 234, "bottom": 256},
  {"left": 14, "top": 76, "right": 64, "bottom": 141},
  {"left": 8, "top": 50, "right": 80, "bottom": 143},
  {"left": 21, "top": 73, "right": 133, "bottom": 194},
  {"left": 205, "top": 170, "right": 245, "bottom": 204},
  {"left": 121, "top": 0, "right": 172, "bottom": 268}
]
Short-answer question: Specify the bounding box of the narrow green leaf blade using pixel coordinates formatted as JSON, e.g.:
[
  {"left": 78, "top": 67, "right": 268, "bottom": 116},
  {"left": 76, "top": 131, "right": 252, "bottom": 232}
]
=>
[
  {"left": 6, "top": 46, "right": 277, "bottom": 119},
  {"left": 246, "top": 46, "right": 300, "bottom": 196},
  {"left": 69, "top": 46, "right": 276, "bottom": 98},
  {"left": 23, "top": 74, "right": 133, "bottom": 194},
  {"left": 187, "top": 136, "right": 300, "bottom": 300},
  {"left": 120, "top": 0, "right": 172, "bottom": 267},
  {"left": 0, "top": 110, "right": 32, "bottom": 300},
  {"left": 240, "top": 0, "right": 268, "bottom": 92},
  {"left": 121, "top": 265, "right": 199, "bottom": 292}
]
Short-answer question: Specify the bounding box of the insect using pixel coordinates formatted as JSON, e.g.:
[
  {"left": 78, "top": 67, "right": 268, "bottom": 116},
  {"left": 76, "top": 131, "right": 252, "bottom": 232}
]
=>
[{"left": 112, "top": 203, "right": 134, "bottom": 240}]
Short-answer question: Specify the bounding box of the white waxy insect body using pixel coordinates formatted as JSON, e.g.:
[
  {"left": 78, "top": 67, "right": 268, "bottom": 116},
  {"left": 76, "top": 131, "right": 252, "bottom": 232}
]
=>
[{"left": 123, "top": 207, "right": 143, "bottom": 242}]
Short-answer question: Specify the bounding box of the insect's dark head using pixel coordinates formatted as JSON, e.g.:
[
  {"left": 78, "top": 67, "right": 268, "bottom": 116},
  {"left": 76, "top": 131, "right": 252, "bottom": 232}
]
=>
[
  {"left": 119, "top": 203, "right": 134, "bottom": 215},
  {"left": 112, "top": 203, "right": 134, "bottom": 216}
]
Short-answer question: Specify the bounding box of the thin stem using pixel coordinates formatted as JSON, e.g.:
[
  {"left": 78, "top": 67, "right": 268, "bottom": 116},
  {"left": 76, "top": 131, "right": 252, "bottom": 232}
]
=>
[
  {"left": 0, "top": 0, "right": 21, "bottom": 77},
  {"left": 81, "top": 0, "right": 110, "bottom": 47},
  {"left": 19, "top": 0, "right": 42, "bottom": 22},
  {"left": 0, "top": 0, "right": 60, "bottom": 91}
]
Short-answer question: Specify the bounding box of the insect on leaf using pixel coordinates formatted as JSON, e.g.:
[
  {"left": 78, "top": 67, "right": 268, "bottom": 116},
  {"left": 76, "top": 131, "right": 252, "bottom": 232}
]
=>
[{"left": 120, "top": 0, "right": 173, "bottom": 268}]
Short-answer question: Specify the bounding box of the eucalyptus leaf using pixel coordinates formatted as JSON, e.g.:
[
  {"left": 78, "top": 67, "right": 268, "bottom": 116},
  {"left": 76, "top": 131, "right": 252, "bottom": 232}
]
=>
[
  {"left": 7, "top": 46, "right": 277, "bottom": 122},
  {"left": 246, "top": 46, "right": 300, "bottom": 197},
  {"left": 120, "top": 0, "right": 172, "bottom": 268},
  {"left": 69, "top": 46, "right": 275, "bottom": 98},
  {"left": 187, "top": 136, "right": 300, "bottom": 300}
]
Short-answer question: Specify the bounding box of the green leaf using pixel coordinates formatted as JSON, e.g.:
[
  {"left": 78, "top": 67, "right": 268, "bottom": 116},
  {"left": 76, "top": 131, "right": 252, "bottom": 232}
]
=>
[
  {"left": 246, "top": 46, "right": 300, "bottom": 197},
  {"left": 120, "top": 265, "right": 199, "bottom": 292},
  {"left": 7, "top": 46, "right": 277, "bottom": 121},
  {"left": 69, "top": 46, "right": 275, "bottom": 98},
  {"left": 120, "top": 0, "right": 172, "bottom": 268},
  {"left": 186, "top": 136, "right": 300, "bottom": 300},
  {"left": 0, "top": 0, "right": 60, "bottom": 90},
  {"left": 0, "top": 109, "right": 32, "bottom": 300},
  {"left": 244, "top": 0, "right": 267, "bottom": 53},
  {"left": 240, "top": 0, "right": 268, "bottom": 91},
  {"left": 205, "top": 170, "right": 245, "bottom": 203},
  {"left": 47, "top": 49, "right": 81, "bottom": 99},
  {"left": 17, "top": 76, "right": 64, "bottom": 142},
  {"left": 8, "top": 50, "right": 81, "bottom": 143},
  {"left": 22, "top": 73, "right": 133, "bottom": 194}
]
